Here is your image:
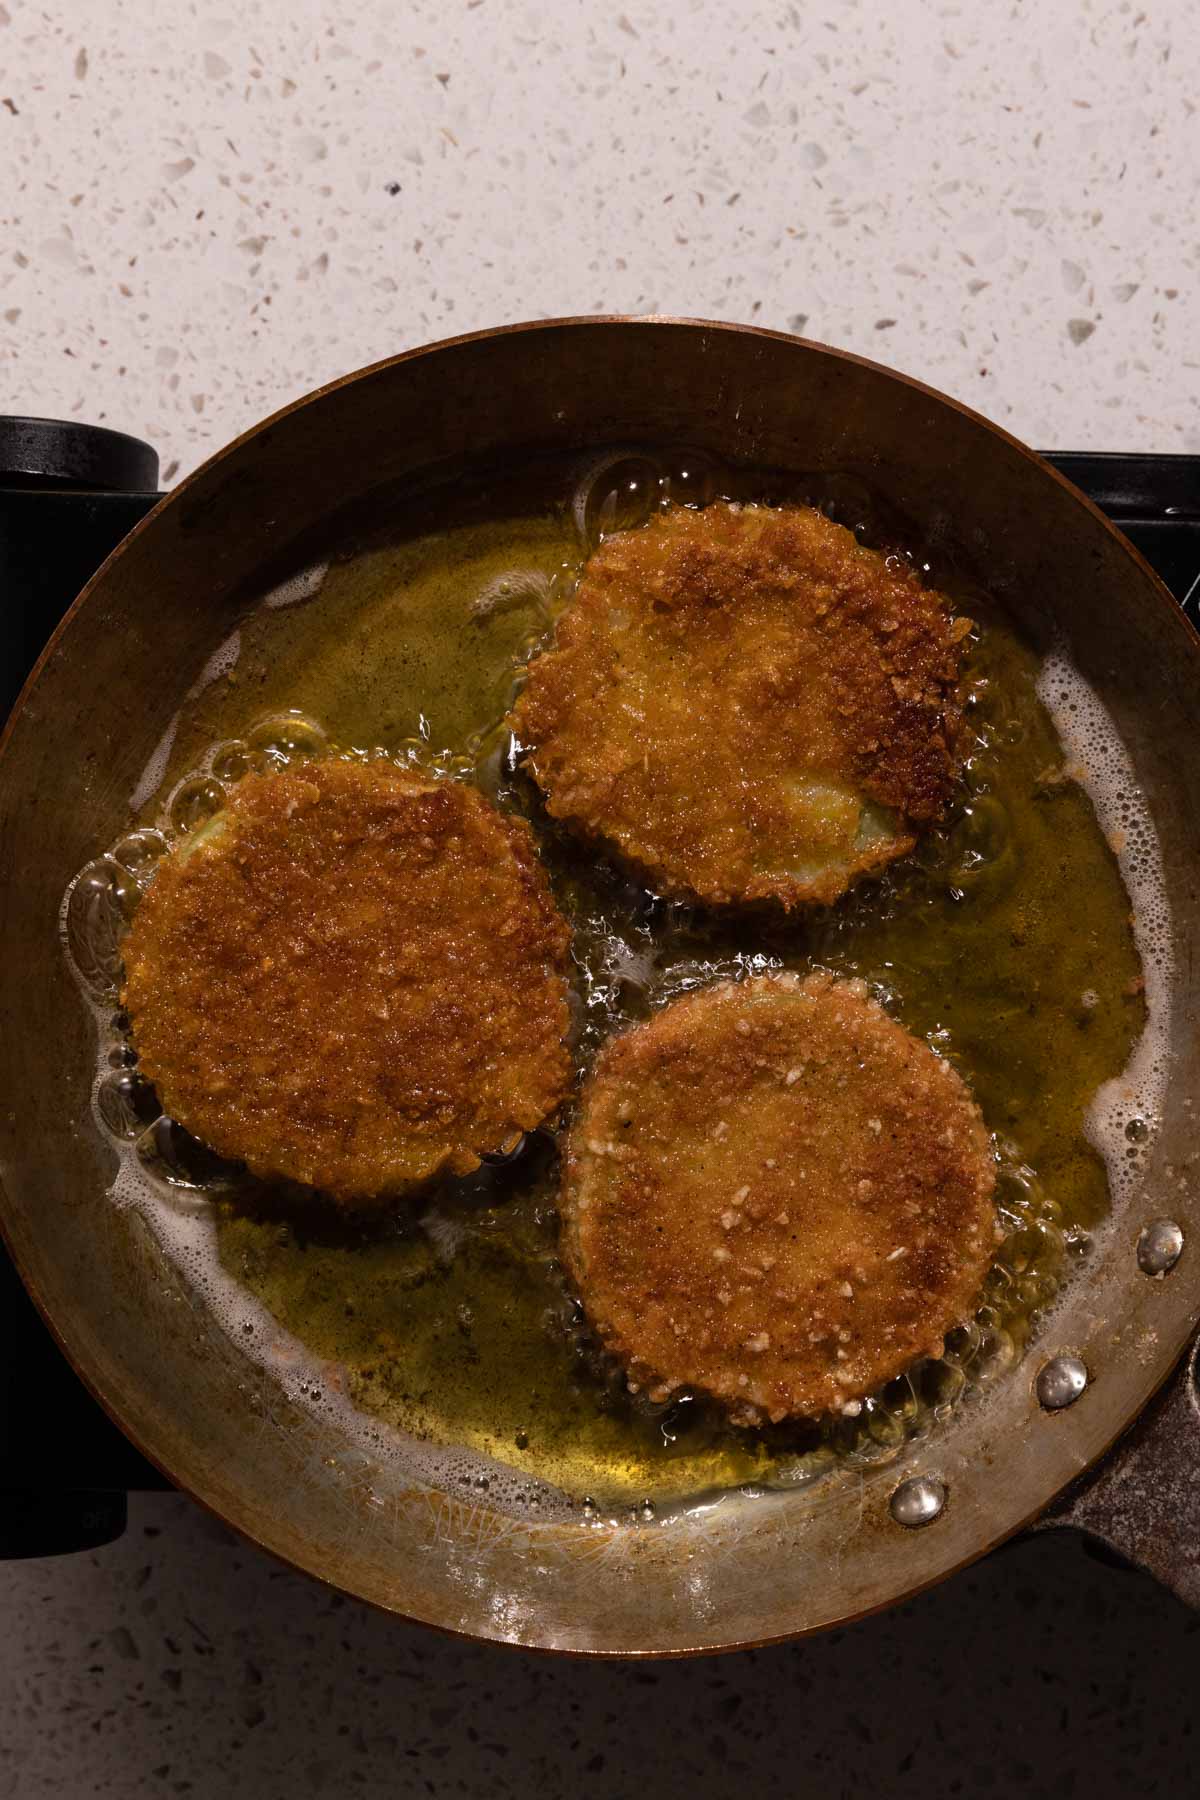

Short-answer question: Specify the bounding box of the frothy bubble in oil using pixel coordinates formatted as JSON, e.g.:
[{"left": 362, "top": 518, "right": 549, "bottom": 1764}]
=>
[{"left": 58, "top": 446, "right": 1174, "bottom": 1521}]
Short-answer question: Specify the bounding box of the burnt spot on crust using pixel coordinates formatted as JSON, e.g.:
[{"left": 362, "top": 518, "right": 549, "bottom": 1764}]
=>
[
  {"left": 559, "top": 971, "right": 999, "bottom": 1424},
  {"left": 513, "top": 502, "right": 971, "bottom": 908},
  {"left": 122, "top": 759, "right": 573, "bottom": 1204}
]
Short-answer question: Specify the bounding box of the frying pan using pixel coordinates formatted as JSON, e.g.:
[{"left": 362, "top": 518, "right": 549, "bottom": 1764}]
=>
[{"left": 2, "top": 318, "right": 1199, "bottom": 1654}]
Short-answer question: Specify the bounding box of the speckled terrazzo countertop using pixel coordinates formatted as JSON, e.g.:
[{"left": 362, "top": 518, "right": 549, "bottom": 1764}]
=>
[
  {"left": 2, "top": 0, "right": 1198, "bottom": 482},
  {"left": 2, "top": 2, "right": 1200, "bottom": 1796}
]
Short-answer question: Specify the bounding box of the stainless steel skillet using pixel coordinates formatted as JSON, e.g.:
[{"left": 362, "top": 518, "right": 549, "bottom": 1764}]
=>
[{"left": 1, "top": 317, "right": 1198, "bottom": 1651}]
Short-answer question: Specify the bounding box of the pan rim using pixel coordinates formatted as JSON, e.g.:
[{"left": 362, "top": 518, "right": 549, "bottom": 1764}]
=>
[{"left": 3, "top": 310, "right": 1194, "bottom": 763}]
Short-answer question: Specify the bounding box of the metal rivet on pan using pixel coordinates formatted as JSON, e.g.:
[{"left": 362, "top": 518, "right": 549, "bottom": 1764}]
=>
[
  {"left": 1036, "top": 1354, "right": 1089, "bottom": 1411},
  {"left": 1137, "top": 1218, "right": 1184, "bottom": 1278},
  {"left": 889, "top": 1476, "right": 946, "bottom": 1528}
]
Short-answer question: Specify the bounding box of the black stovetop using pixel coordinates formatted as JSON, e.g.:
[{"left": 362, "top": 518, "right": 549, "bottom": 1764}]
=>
[{"left": 2, "top": 420, "right": 1197, "bottom": 1558}]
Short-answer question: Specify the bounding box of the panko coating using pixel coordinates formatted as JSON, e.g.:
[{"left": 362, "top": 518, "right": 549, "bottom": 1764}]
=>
[
  {"left": 513, "top": 501, "right": 972, "bottom": 908},
  {"left": 122, "top": 758, "right": 573, "bottom": 1203},
  {"left": 560, "top": 971, "right": 998, "bottom": 1424}
]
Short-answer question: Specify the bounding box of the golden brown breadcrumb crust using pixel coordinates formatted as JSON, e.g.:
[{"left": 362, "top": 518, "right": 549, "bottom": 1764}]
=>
[
  {"left": 513, "top": 502, "right": 971, "bottom": 908},
  {"left": 122, "top": 759, "right": 573, "bottom": 1203},
  {"left": 560, "top": 971, "right": 998, "bottom": 1423}
]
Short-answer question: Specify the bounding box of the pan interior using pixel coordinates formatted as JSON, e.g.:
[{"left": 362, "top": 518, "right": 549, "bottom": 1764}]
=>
[{"left": 62, "top": 442, "right": 1166, "bottom": 1527}]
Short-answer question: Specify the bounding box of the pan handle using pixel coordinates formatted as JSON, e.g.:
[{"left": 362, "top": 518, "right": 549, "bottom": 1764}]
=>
[
  {"left": 1030, "top": 1334, "right": 1200, "bottom": 1606},
  {"left": 1040, "top": 452, "right": 1200, "bottom": 630},
  {"left": 0, "top": 416, "right": 161, "bottom": 721}
]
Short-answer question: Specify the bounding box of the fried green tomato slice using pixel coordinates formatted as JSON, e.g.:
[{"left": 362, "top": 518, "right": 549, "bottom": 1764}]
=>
[
  {"left": 513, "top": 501, "right": 972, "bottom": 908},
  {"left": 122, "top": 759, "right": 573, "bottom": 1204},
  {"left": 560, "top": 972, "right": 998, "bottom": 1424}
]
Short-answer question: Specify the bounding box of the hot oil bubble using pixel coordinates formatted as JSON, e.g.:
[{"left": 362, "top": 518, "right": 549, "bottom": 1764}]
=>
[
  {"left": 575, "top": 453, "right": 662, "bottom": 547},
  {"left": 513, "top": 627, "right": 548, "bottom": 670},
  {"left": 473, "top": 725, "right": 512, "bottom": 801},
  {"left": 860, "top": 1395, "right": 906, "bottom": 1453},
  {"left": 396, "top": 735, "right": 430, "bottom": 769},
  {"left": 917, "top": 1357, "right": 966, "bottom": 1414},
  {"left": 768, "top": 1445, "right": 839, "bottom": 1489},
  {"left": 210, "top": 739, "right": 258, "bottom": 784},
  {"left": 865, "top": 1373, "right": 911, "bottom": 1437},
  {"left": 169, "top": 777, "right": 225, "bottom": 836},
  {"left": 468, "top": 569, "right": 553, "bottom": 625},
  {"left": 247, "top": 711, "right": 329, "bottom": 766},
  {"left": 942, "top": 1319, "right": 983, "bottom": 1368},
  {"left": 110, "top": 830, "right": 169, "bottom": 886},
  {"left": 480, "top": 1132, "right": 528, "bottom": 1169},
  {"left": 659, "top": 449, "right": 720, "bottom": 510},
  {"left": 811, "top": 474, "right": 884, "bottom": 542},
  {"left": 1000, "top": 1221, "right": 1056, "bottom": 1278},
  {"left": 135, "top": 1116, "right": 239, "bottom": 1191},
  {"left": 97, "top": 1069, "right": 162, "bottom": 1139},
  {"left": 543, "top": 565, "right": 579, "bottom": 622},
  {"left": 970, "top": 1321, "right": 1016, "bottom": 1381},
  {"left": 993, "top": 1159, "right": 1047, "bottom": 1230},
  {"left": 65, "top": 858, "right": 140, "bottom": 999},
  {"left": 945, "top": 794, "right": 1015, "bottom": 897},
  {"left": 990, "top": 1153, "right": 1065, "bottom": 1346}
]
